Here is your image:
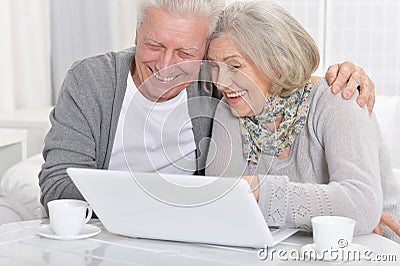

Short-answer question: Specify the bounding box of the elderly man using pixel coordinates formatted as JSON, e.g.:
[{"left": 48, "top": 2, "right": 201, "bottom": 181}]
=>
[{"left": 39, "top": 0, "right": 375, "bottom": 209}]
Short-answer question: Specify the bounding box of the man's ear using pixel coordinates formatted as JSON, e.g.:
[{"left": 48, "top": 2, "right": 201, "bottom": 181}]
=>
[{"left": 135, "top": 31, "right": 138, "bottom": 45}]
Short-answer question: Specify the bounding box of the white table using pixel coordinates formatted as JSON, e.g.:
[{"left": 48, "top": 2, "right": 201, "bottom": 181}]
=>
[
  {"left": 0, "top": 219, "right": 399, "bottom": 265},
  {"left": 0, "top": 107, "right": 52, "bottom": 157},
  {"left": 0, "top": 128, "right": 27, "bottom": 178}
]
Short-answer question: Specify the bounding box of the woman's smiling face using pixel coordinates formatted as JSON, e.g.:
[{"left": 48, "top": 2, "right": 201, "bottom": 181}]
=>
[{"left": 207, "top": 35, "right": 272, "bottom": 117}]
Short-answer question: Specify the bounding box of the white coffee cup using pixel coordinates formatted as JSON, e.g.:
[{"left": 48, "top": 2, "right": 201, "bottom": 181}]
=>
[
  {"left": 311, "top": 216, "right": 356, "bottom": 254},
  {"left": 48, "top": 199, "right": 93, "bottom": 237}
]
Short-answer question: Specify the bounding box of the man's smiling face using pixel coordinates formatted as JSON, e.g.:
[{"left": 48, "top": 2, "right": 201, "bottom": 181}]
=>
[{"left": 133, "top": 8, "right": 209, "bottom": 102}]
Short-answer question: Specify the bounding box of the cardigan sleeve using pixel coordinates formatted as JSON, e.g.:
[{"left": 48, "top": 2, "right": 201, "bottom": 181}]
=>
[
  {"left": 257, "top": 89, "right": 383, "bottom": 235},
  {"left": 39, "top": 50, "right": 122, "bottom": 214},
  {"left": 39, "top": 68, "right": 97, "bottom": 212},
  {"left": 208, "top": 87, "right": 383, "bottom": 235}
]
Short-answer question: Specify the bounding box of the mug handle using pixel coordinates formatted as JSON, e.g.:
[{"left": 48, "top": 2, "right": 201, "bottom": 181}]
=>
[{"left": 84, "top": 205, "right": 93, "bottom": 224}]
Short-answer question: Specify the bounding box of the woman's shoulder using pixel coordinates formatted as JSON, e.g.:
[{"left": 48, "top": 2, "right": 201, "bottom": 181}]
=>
[
  {"left": 309, "top": 78, "right": 368, "bottom": 119},
  {"left": 307, "top": 77, "right": 381, "bottom": 141}
]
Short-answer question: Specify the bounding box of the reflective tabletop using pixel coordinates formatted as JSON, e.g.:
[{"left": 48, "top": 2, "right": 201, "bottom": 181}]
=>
[{"left": 0, "top": 219, "right": 399, "bottom": 265}]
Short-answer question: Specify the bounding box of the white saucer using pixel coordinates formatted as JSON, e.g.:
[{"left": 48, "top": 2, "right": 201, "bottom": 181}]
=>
[
  {"left": 37, "top": 224, "right": 101, "bottom": 240},
  {"left": 300, "top": 243, "right": 370, "bottom": 261}
]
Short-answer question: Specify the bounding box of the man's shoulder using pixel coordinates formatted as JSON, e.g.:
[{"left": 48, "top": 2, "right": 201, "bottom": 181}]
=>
[
  {"left": 69, "top": 47, "right": 135, "bottom": 79},
  {"left": 58, "top": 47, "right": 135, "bottom": 109}
]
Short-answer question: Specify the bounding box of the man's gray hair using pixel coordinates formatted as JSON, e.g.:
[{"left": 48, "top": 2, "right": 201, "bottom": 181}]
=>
[
  {"left": 137, "top": 0, "right": 225, "bottom": 37},
  {"left": 211, "top": 0, "right": 320, "bottom": 96}
]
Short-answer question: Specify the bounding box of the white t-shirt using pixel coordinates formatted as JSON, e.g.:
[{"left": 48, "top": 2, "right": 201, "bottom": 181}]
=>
[{"left": 108, "top": 72, "right": 197, "bottom": 174}]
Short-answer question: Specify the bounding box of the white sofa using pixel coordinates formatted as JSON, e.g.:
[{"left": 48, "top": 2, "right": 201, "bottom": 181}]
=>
[
  {"left": 374, "top": 95, "right": 400, "bottom": 169},
  {"left": 0, "top": 154, "right": 46, "bottom": 224},
  {"left": 0, "top": 95, "right": 399, "bottom": 225}
]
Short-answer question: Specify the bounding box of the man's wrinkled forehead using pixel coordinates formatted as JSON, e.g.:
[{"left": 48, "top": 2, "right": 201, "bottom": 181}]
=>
[{"left": 136, "top": 8, "right": 209, "bottom": 53}]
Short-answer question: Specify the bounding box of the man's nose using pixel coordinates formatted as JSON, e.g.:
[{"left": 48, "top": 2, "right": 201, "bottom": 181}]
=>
[{"left": 155, "top": 51, "right": 176, "bottom": 73}]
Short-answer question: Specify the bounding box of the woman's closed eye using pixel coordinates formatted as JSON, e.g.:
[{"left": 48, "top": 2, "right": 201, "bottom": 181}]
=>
[{"left": 228, "top": 64, "right": 241, "bottom": 71}]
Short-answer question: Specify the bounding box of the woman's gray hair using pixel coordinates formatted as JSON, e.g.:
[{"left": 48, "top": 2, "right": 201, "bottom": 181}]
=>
[
  {"left": 211, "top": 0, "right": 320, "bottom": 96},
  {"left": 137, "top": 0, "right": 224, "bottom": 37}
]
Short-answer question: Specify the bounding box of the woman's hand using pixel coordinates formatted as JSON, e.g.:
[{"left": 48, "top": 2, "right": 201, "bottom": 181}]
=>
[
  {"left": 325, "top": 61, "right": 375, "bottom": 113},
  {"left": 373, "top": 212, "right": 400, "bottom": 236},
  {"left": 240, "top": 176, "right": 260, "bottom": 201}
]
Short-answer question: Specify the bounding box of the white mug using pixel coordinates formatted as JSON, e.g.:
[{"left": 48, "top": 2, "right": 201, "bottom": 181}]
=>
[
  {"left": 48, "top": 199, "right": 93, "bottom": 237},
  {"left": 311, "top": 216, "right": 356, "bottom": 254}
]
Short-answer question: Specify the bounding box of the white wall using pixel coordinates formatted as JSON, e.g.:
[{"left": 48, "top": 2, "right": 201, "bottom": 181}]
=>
[
  {"left": 227, "top": 0, "right": 400, "bottom": 96},
  {"left": 226, "top": 0, "right": 400, "bottom": 167},
  {"left": 0, "top": 0, "right": 52, "bottom": 111},
  {"left": 325, "top": 0, "right": 400, "bottom": 96},
  {"left": 3, "top": 0, "right": 400, "bottom": 109},
  {"left": 50, "top": 0, "right": 137, "bottom": 102}
]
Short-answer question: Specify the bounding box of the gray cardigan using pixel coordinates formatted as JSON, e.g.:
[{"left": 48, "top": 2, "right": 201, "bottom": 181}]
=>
[
  {"left": 206, "top": 78, "right": 400, "bottom": 241},
  {"left": 39, "top": 47, "right": 221, "bottom": 209}
]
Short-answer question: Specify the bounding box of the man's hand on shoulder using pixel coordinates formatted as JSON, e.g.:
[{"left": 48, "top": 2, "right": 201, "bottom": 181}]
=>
[{"left": 325, "top": 61, "right": 375, "bottom": 114}]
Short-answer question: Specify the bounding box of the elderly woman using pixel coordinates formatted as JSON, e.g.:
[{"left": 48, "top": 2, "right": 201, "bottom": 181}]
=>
[{"left": 205, "top": 0, "right": 400, "bottom": 242}]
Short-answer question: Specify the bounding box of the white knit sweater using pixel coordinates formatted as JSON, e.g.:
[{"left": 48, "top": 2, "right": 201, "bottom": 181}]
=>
[{"left": 206, "top": 78, "right": 400, "bottom": 242}]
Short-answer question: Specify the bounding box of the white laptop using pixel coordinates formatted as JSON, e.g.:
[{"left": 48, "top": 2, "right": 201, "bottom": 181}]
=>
[{"left": 67, "top": 168, "right": 299, "bottom": 248}]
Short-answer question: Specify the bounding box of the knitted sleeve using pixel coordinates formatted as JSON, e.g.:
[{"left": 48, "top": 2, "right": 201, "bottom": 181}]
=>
[
  {"left": 208, "top": 87, "right": 384, "bottom": 235},
  {"left": 258, "top": 89, "right": 383, "bottom": 235}
]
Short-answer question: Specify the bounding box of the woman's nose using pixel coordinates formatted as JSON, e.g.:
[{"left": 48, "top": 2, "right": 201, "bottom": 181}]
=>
[{"left": 215, "top": 67, "right": 233, "bottom": 90}]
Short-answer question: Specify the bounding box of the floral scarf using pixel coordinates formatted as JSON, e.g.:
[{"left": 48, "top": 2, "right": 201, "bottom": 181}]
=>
[{"left": 239, "top": 81, "right": 312, "bottom": 163}]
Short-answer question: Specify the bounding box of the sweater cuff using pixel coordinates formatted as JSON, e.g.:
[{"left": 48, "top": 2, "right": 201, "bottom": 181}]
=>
[{"left": 257, "top": 174, "right": 289, "bottom": 227}]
